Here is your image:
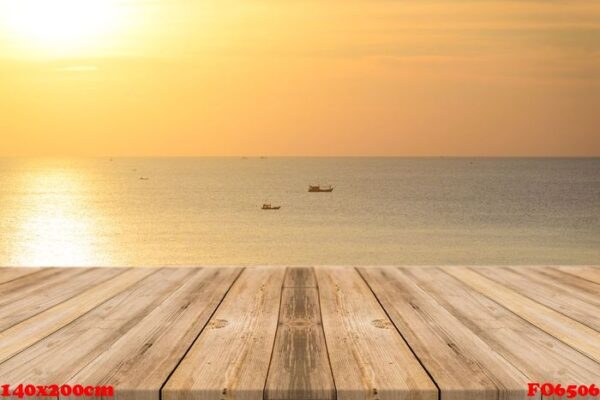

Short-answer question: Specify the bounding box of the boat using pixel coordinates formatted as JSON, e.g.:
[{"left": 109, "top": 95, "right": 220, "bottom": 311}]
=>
[
  {"left": 139, "top": 177, "right": 149, "bottom": 180},
  {"left": 308, "top": 184, "right": 334, "bottom": 192},
  {"left": 262, "top": 203, "right": 281, "bottom": 210}
]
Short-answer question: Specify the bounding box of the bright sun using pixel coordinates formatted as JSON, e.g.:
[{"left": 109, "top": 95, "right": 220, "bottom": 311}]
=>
[{"left": 0, "top": 0, "right": 124, "bottom": 56}]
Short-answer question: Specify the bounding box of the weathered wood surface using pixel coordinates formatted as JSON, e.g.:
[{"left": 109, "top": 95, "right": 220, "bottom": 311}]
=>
[
  {"left": 0, "top": 265, "right": 599, "bottom": 400},
  {"left": 0, "top": 267, "right": 124, "bottom": 332},
  {"left": 557, "top": 265, "right": 600, "bottom": 285},
  {"left": 318, "top": 267, "right": 437, "bottom": 400},
  {"left": 359, "top": 267, "right": 530, "bottom": 400},
  {"left": 0, "top": 267, "right": 41, "bottom": 285},
  {"left": 475, "top": 266, "right": 600, "bottom": 331},
  {"left": 67, "top": 267, "right": 241, "bottom": 400},
  {"left": 444, "top": 267, "right": 600, "bottom": 364},
  {"left": 0, "top": 268, "right": 156, "bottom": 364},
  {"left": 401, "top": 268, "right": 600, "bottom": 387},
  {"left": 0, "top": 268, "right": 187, "bottom": 384},
  {"left": 163, "top": 267, "right": 285, "bottom": 400},
  {"left": 265, "top": 268, "right": 335, "bottom": 400}
]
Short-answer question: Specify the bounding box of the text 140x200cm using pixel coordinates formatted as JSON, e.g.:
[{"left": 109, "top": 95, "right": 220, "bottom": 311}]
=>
[{"left": 1, "top": 384, "right": 114, "bottom": 398}]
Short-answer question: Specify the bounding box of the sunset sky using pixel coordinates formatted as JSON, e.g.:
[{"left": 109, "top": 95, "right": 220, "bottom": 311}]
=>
[{"left": 1, "top": 0, "right": 599, "bottom": 156}]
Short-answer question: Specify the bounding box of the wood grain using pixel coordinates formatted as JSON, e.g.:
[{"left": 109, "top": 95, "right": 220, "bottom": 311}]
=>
[
  {"left": 474, "top": 266, "right": 600, "bottom": 331},
  {"left": 360, "top": 267, "right": 531, "bottom": 400},
  {"left": 65, "top": 267, "right": 242, "bottom": 400},
  {"left": 318, "top": 266, "right": 437, "bottom": 400},
  {"left": 529, "top": 266, "right": 600, "bottom": 300},
  {"left": 0, "top": 267, "right": 156, "bottom": 364},
  {"left": 0, "top": 267, "right": 125, "bottom": 332},
  {"left": 403, "top": 267, "right": 600, "bottom": 389},
  {"left": 0, "top": 267, "right": 42, "bottom": 285},
  {"left": 556, "top": 266, "right": 600, "bottom": 285},
  {"left": 444, "top": 266, "right": 600, "bottom": 363},
  {"left": 265, "top": 268, "right": 335, "bottom": 400},
  {"left": 0, "top": 268, "right": 75, "bottom": 301},
  {"left": 0, "top": 266, "right": 598, "bottom": 400},
  {"left": 162, "top": 266, "right": 285, "bottom": 400},
  {"left": 284, "top": 267, "right": 317, "bottom": 288},
  {"left": 0, "top": 268, "right": 190, "bottom": 384}
]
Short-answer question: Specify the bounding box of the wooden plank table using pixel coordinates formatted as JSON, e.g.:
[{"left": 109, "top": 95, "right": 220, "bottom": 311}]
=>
[{"left": 0, "top": 266, "right": 599, "bottom": 400}]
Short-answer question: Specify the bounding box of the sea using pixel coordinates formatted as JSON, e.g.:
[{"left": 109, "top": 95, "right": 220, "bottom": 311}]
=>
[{"left": 0, "top": 157, "right": 598, "bottom": 267}]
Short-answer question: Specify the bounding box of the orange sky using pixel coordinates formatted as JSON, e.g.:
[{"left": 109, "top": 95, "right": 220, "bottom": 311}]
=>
[{"left": 1, "top": 0, "right": 599, "bottom": 156}]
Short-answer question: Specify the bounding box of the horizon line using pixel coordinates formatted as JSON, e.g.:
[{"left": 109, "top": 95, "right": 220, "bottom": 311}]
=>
[{"left": 1, "top": 155, "right": 599, "bottom": 159}]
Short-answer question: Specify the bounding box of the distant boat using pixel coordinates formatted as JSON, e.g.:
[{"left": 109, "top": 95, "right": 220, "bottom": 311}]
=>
[
  {"left": 139, "top": 177, "right": 149, "bottom": 180},
  {"left": 262, "top": 203, "right": 281, "bottom": 210},
  {"left": 308, "top": 184, "right": 334, "bottom": 192}
]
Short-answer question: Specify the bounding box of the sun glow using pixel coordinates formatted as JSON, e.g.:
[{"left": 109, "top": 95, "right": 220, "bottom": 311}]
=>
[
  {"left": 5, "top": 165, "right": 110, "bottom": 267},
  {"left": 0, "top": 0, "right": 125, "bottom": 57}
]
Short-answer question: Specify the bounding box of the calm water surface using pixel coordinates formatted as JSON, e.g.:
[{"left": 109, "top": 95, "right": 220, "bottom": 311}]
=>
[{"left": 0, "top": 157, "right": 598, "bottom": 266}]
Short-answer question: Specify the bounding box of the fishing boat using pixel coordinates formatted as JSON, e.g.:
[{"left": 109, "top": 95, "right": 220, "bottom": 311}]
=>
[
  {"left": 262, "top": 203, "right": 281, "bottom": 210},
  {"left": 308, "top": 184, "right": 334, "bottom": 192}
]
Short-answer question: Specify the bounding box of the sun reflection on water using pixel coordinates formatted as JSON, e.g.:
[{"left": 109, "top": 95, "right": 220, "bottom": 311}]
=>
[{"left": 5, "top": 165, "right": 107, "bottom": 267}]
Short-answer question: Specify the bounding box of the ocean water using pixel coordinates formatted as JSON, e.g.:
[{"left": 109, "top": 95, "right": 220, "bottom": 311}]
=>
[{"left": 0, "top": 157, "right": 598, "bottom": 267}]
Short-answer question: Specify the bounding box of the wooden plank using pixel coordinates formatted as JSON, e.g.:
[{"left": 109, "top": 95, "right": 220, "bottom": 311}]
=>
[
  {"left": 402, "top": 267, "right": 600, "bottom": 389},
  {"left": 0, "top": 267, "right": 156, "bottom": 363},
  {"left": 530, "top": 266, "right": 600, "bottom": 299},
  {"left": 444, "top": 267, "right": 600, "bottom": 363},
  {"left": 65, "top": 267, "right": 242, "bottom": 400},
  {"left": 556, "top": 266, "right": 600, "bottom": 285},
  {"left": 0, "top": 268, "right": 75, "bottom": 296},
  {"left": 0, "top": 267, "right": 125, "bottom": 332},
  {"left": 0, "top": 267, "right": 42, "bottom": 285},
  {"left": 265, "top": 268, "right": 335, "bottom": 400},
  {"left": 163, "top": 266, "right": 285, "bottom": 400},
  {"left": 359, "top": 267, "right": 532, "bottom": 400},
  {"left": 284, "top": 267, "right": 317, "bottom": 288},
  {"left": 0, "top": 265, "right": 596, "bottom": 399},
  {"left": 318, "top": 266, "right": 437, "bottom": 400},
  {"left": 0, "top": 268, "right": 194, "bottom": 385},
  {"left": 474, "top": 266, "right": 600, "bottom": 332}
]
